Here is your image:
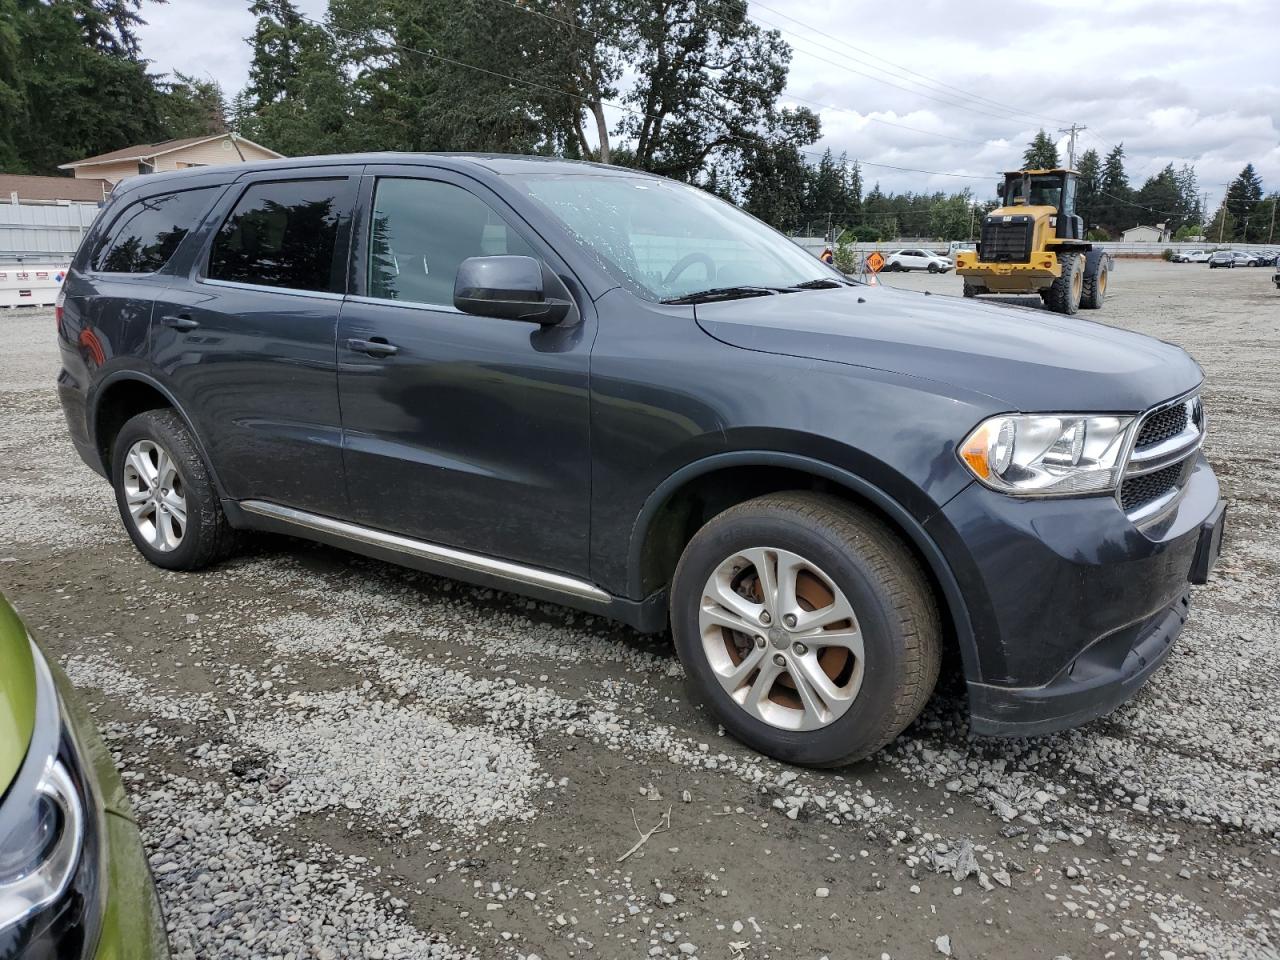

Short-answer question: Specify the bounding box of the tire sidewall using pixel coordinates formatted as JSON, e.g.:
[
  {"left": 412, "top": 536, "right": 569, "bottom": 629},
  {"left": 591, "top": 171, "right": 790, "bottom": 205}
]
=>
[
  {"left": 111, "top": 413, "right": 206, "bottom": 569},
  {"left": 671, "top": 511, "right": 911, "bottom": 766}
]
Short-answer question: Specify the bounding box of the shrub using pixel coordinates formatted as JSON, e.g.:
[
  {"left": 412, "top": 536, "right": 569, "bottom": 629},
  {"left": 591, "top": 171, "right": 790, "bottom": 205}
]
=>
[{"left": 1161, "top": 248, "right": 1174, "bottom": 261}]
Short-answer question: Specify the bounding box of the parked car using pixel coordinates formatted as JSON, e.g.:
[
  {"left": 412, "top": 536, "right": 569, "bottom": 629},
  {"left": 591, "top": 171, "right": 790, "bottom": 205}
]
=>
[
  {"left": 1208, "top": 251, "right": 1253, "bottom": 268},
  {"left": 0, "top": 595, "right": 169, "bottom": 958},
  {"left": 1170, "top": 249, "right": 1210, "bottom": 263},
  {"left": 883, "top": 248, "right": 953, "bottom": 272},
  {"left": 1247, "top": 250, "right": 1276, "bottom": 267},
  {"left": 56, "top": 154, "right": 1225, "bottom": 766},
  {"left": 1274, "top": 262, "right": 1280, "bottom": 289}
]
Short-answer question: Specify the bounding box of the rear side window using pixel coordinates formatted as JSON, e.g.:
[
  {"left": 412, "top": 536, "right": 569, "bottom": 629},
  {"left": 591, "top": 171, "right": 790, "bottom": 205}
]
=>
[
  {"left": 92, "top": 188, "right": 216, "bottom": 273},
  {"left": 207, "top": 178, "right": 348, "bottom": 292},
  {"left": 367, "top": 178, "right": 534, "bottom": 307}
]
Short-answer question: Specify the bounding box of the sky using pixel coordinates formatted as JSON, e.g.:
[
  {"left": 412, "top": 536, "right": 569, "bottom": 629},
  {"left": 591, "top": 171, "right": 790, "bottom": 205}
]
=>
[{"left": 137, "top": 0, "right": 1280, "bottom": 215}]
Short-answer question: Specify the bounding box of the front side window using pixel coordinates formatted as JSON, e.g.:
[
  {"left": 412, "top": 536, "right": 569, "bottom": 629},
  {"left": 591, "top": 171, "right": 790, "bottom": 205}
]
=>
[
  {"left": 92, "top": 188, "right": 216, "bottom": 274},
  {"left": 367, "top": 178, "right": 535, "bottom": 307},
  {"left": 207, "top": 178, "right": 347, "bottom": 292},
  {"left": 509, "top": 173, "right": 837, "bottom": 302}
]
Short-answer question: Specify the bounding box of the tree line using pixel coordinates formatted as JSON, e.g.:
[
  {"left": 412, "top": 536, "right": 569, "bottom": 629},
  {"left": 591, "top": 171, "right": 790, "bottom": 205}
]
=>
[{"left": 2, "top": 1, "right": 1274, "bottom": 245}]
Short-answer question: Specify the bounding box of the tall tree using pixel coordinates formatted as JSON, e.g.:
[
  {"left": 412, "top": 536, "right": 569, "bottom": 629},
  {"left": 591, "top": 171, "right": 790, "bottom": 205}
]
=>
[
  {"left": 1135, "top": 164, "right": 1194, "bottom": 235},
  {"left": 1022, "top": 129, "right": 1060, "bottom": 169},
  {"left": 1096, "top": 143, "right": 1133, "bottom": 234},
  {"left": 158, "top": 71, "right": 228, "bottom": 139},
  {"left": 1075, "top": 147, "right": 1101, "bottom": 230},
  {"left": 1224, "top": 163, "right": 1264, "bottom": 241},
  {"left": 1, "top": 0, "right": 168, "bottom": 175},
  {"left": 615, "top": 0, "right": 819, "bottom": 182}
]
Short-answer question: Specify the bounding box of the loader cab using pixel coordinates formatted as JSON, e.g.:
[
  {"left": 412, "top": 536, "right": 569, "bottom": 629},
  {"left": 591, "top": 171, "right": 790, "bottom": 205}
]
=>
[
  {"left": 1000, "top": 169, "right": 1077, "bottom": 216},
  {"left": 999, "top": 169, "right": 1084, "bottom": 240}
]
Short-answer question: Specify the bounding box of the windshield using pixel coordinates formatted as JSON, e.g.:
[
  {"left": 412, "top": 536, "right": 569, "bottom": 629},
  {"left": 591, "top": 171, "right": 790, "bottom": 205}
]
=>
[
  {"left": 508, "top": 173, "right": 840, "bottom": 302},
  {"left": 1005, "top": 174, "right": 1063, "bottom": 209}
]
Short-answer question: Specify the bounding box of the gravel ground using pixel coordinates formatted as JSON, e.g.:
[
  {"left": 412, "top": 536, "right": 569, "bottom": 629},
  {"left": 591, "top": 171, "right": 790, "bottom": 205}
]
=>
[{"left": 1, "top": 259, "right": 1277, "bottom": 960}]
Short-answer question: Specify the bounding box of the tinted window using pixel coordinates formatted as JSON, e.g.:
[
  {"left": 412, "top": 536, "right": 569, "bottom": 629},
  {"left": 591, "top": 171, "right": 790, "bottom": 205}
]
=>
[
  {"left": 368, "top": 178, "right": 534, "bottom": 306},
  {"left": 93, "top": 188, "right": 215, "bottom": 273},
  {"left": 208, "top": 179, "right": 347, "bottom": 292}
]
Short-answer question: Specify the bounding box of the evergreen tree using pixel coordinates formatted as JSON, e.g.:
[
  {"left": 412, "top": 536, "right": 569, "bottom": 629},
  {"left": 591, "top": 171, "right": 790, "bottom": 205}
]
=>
[
  {"left": 158, "top": 71, "right": 228, "bottom": 139},
  {"left": 1224, "top": 164, "right": 1264, "bottom": 241},
  {"left": 1022, "top": 129, "right": 1060, "bottom": 169},
  {"left": 1096, "top": 143, "right": 1133, "bottom": 235},
  {"left": 1075, "top": 148, "right": 1101, "bottom": 230}
]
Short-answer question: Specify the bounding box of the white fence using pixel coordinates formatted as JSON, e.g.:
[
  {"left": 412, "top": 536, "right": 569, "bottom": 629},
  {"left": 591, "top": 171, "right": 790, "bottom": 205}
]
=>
[
  {"left": 0, "top": 201, "right": 101, "bottom": 260},
  {"left": 792, "top": 236, "right": 1279, "bottom": 258}
]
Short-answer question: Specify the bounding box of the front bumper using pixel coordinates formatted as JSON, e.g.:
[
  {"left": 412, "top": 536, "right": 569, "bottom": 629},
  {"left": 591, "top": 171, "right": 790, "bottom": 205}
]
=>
[{"left": 926, "top": 454, "right": 1222, "bottom": 737}]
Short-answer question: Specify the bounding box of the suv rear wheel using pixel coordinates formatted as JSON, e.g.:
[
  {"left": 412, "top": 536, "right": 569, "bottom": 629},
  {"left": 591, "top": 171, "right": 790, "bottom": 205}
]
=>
[
  {"left": 111, "top": 409, "right": 235, "bottom": 570},
  {"left": 670, "top": 492, "right": 940, "bottom": 767}
]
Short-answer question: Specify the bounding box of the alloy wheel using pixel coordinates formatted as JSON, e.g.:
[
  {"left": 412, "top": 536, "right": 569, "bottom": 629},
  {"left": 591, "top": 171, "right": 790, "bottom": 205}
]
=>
[
  {"left": 698, "top": 547, "right": 864, "bottom": 731},
  {"left": 122, "top": 439, "right": 187, "bottom": 552}
]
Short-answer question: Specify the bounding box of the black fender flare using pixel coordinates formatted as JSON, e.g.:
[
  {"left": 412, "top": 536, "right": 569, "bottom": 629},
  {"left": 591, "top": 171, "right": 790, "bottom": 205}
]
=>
[
  {"left": 88, "top": 370, "right": 228, "bottom": 499},
  {"left": 1084, "top": 247, "right": 1111, "bottom": 277},
  {"left": 627, "top": 450, "right": 983, "bottom": 683}
]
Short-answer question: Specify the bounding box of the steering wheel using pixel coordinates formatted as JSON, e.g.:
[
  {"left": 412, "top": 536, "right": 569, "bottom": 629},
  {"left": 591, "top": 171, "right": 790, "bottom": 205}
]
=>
[{"left": 663, "top": 252, "right": 717, "bottom": 287}]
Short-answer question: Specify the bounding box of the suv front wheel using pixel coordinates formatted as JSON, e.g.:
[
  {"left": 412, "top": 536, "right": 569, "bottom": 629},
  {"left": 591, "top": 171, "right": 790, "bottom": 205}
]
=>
[
  {"left": 111, "top": 409, "right": 235, "bottom": 570},
  {"left": 670, "top": 492, "right": 940, "bottom": 767}
]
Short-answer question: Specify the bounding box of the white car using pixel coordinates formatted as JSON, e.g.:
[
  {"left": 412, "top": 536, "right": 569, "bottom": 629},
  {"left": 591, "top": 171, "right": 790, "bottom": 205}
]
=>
[
  {"left": 884, "top": 248, "right": 953, "bottom": 273},
  {"left": 1171, "top": 250, "right": 1210, "bottom": 263}
]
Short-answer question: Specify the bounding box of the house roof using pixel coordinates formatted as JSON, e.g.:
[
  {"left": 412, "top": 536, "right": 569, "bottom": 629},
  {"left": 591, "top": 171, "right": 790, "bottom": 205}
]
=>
[
  {"left": 0, "top": 173, "right": 110, "bottom": 203},
  {"left": 58, "top": 134, "right": 283, "bottom": 170}
]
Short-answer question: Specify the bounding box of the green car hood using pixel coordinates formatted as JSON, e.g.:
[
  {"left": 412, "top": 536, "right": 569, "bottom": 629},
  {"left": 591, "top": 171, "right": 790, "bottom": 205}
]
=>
[{"left": 0, "top": 596, "right": 37, "bottom": 794}]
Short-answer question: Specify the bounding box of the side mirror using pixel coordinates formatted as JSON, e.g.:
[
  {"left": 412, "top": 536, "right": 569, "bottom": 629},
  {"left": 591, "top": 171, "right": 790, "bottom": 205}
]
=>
[{"left": 453, "top": 255, "right": 571, "bottom": 324}]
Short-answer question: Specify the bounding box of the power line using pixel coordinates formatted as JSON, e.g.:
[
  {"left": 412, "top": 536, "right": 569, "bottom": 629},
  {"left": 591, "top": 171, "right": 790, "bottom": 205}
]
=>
[{"left": 733, "top": 0, "right": 1072, "bottom": 128}]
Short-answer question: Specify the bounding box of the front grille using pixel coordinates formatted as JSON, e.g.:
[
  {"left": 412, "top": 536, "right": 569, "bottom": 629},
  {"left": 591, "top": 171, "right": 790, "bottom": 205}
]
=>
[
  {"left": 1120, "top": 462, "right": 1186, "bottom": 513},
  {"left": 1135, "top": 403, "right": 1188, "bottom": 448},
  {"left": 979, "top": 218, "right": 1033, "bottom": 263}
]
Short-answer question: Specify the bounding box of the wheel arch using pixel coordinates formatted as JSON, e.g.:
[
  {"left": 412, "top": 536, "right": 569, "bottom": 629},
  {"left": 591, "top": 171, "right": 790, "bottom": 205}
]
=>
[
  {"left": 89, "top": 372, "right": 225, "bottom": 496},
  {"left": 628, "top": 451, "right": 981, "bottom": 682}
]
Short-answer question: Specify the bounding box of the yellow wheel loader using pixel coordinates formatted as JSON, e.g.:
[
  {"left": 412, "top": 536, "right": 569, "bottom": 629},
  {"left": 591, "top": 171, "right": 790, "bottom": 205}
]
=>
[{"left": 955, "top": 168, "right": 1111, "bottom": 315}]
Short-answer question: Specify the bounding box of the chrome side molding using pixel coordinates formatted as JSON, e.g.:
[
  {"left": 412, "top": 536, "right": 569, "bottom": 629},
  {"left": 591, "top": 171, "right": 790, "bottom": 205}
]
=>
[{"left": 239, "top": 500, "right": 611, "bottom": 602}]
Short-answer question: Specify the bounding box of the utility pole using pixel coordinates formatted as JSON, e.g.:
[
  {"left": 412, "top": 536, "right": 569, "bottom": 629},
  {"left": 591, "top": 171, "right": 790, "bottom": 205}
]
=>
[
  {"left": 1200, "top": 191, "right": 1210, "bottom": 236},
  {"left": 1269, "top": 199, "right": 1276, "bottom": 244},
  {"left": 1057, "top": 123, "right": 1087, "bottom": 168}
]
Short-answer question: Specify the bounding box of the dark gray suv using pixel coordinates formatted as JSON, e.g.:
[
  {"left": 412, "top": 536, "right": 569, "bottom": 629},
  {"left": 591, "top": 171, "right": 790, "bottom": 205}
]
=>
[{"left": 56, "top": 154, "right": 1225, "bottom": 766}]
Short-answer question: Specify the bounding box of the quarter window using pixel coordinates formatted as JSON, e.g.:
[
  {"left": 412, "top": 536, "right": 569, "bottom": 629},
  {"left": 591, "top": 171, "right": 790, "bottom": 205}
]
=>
[
  {"left": 367, "top": 178, "right": 535, "bottom": 307},
  {"left": 92, "top": 188, "right": 216, "bottom": 274},
  {"left": 208, "top": 179, "right": 348, "bottom": 292}
]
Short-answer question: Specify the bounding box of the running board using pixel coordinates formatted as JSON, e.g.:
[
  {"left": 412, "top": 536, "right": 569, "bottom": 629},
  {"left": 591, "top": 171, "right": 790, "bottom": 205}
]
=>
[{"left": 238, "top": 500, "right": 611, "bottom": 602}]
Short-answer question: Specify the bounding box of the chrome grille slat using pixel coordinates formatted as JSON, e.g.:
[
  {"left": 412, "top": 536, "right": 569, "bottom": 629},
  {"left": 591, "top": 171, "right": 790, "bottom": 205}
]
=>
[{"left": 1119, "top": 392, "right": 1203, "bottom": 522}]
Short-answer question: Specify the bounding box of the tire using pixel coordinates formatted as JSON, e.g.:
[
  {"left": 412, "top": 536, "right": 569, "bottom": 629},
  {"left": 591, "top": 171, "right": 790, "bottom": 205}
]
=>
[
  {"left": 962, "top": 281, "right": 985, "bottom": 298},
  {"left": 111, "top": 409, "right": 236, "bottom": 571},
  {"left": 927, "top": 262, "right": 940, "bottom": 274},
  {"left": 1044, "top": 251, "right": 1083, "bottom": 314},
  {"left": 670, "top": 492, "right": 941, "bottom": 767},
  {"left": 1080, "top": 256, "right": 1109, "bottom": 310}
]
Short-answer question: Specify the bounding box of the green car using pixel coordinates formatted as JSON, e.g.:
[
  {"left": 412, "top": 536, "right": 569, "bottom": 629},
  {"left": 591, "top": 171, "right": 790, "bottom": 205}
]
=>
[{"left": 0, "top": 596, "right": 168, "bottom": 958}]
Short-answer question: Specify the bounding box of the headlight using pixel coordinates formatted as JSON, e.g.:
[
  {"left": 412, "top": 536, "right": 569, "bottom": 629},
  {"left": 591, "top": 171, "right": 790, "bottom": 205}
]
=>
[
  {"left": 0, "top": 640, "right": 99, "bottom": 954},
  {"left": 0, "top": 760, "right": 83, "bottom": 927},
  {"left": 959, "top": 413, "right": 1135, "bottom": 496}
]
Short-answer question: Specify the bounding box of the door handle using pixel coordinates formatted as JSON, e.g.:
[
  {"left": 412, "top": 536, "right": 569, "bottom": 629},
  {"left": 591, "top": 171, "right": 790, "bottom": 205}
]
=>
[
  {"left": 347, "top": 337, "right": 399, "bottom": 358},
  {"left": 161, "top": 314, "right": 200, "bottom": 332}
]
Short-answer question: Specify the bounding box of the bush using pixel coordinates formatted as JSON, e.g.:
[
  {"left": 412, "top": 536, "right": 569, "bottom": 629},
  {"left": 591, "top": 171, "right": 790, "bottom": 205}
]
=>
[{"left": 1161, "top": 248, "right": 1174, "bottom": 261}]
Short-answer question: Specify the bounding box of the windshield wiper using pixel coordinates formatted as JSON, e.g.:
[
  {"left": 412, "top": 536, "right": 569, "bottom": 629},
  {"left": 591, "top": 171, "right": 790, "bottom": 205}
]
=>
[
  {"left": 788, "top": 278, "right": 849, "bottom": 290},
  {"left": 661, "top": 285, "right": 784, "bottom": 305}
]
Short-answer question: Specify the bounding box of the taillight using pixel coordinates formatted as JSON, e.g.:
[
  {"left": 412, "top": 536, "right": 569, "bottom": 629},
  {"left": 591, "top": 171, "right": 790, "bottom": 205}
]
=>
[{"left": 55, "top": 289, "right": 65, "bottom": 334}]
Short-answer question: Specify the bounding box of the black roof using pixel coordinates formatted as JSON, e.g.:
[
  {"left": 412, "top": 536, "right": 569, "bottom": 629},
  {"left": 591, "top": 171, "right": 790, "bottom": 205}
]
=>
[{"left": 109, "top": 151, "right": 659, "bottom": 200}]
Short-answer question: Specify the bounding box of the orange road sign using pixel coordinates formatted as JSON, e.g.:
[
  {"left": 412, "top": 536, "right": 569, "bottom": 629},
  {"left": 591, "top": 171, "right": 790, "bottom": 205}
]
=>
[{"left": 865, "top": 251, "right": 885, "bottom": 273}]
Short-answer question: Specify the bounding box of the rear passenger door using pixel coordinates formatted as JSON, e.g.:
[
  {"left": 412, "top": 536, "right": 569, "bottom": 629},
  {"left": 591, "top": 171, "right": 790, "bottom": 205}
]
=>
[
  {"left": 151, "top": 167, "right": 359, "bottom": 517},
  {"left": 335, "top": 167, "right": 593, "bottom": 575}
]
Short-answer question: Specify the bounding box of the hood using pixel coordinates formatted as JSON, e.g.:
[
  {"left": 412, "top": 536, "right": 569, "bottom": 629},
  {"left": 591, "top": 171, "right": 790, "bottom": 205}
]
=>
[
  {"left": 695, "top": 283, "right": 1202, "bottom": 412},
  {"left": 0, "top": 597, "right": 36, "bottom": 795}
]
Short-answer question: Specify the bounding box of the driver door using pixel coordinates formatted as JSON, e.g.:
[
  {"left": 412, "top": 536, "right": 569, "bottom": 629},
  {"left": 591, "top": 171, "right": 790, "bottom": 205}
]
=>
[{"left": 335, "top": 168, "right": 595, "bottom": 575}]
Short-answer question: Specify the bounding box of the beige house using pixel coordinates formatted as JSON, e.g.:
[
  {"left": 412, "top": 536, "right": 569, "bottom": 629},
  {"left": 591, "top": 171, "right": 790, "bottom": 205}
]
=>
[
  {"left": 1121, "top": 224, "right": 1171, "bottom": 243},
  {"left": 58, "top": 133, "right": 284, "bottom": 186}
]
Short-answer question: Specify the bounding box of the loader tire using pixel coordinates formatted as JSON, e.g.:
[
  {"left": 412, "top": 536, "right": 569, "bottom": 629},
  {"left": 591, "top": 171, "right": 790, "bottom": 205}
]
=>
[
  {"left": 1081, "top": 256, "right": 1109, "bottom": 310},
  {"left": 1044, "top": 252, "right": 1083, "bottom": 315}
]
